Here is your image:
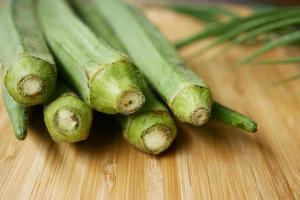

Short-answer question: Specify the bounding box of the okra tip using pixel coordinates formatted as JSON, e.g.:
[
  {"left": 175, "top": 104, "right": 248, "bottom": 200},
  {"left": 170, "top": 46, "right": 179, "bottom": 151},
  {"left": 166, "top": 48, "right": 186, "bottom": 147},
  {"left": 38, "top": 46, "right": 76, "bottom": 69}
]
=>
[
  {"left": 4, "top": 56, "right": 56, "bottom": 106},
  {"left": 171, "top": 85, "right": 213, "bottom": 126}
]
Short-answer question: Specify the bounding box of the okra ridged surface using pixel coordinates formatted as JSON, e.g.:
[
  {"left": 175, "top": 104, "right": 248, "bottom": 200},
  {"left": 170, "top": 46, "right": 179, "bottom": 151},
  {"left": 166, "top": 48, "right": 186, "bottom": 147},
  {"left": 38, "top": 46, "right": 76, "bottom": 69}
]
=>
[
  {"left": 44, "top": 84, "right": 93, "bottom": 143},
  {"left": 97, "top": 0, "right": 213, "bottom": 126},
  {"left": 37, "top": 0, "right": 145, "bottom": 115},
  {"left": 73, "top": 0, "right": 177, "bottom": 154},
  {"left": 75, "top": 0, "right": 257, "bottom": 133},
  {"left": 0, "top": 0, "right": 56, "bottom": 106},
  {"left": 2, "top": 87, "right": 29, "bottom": 140}
]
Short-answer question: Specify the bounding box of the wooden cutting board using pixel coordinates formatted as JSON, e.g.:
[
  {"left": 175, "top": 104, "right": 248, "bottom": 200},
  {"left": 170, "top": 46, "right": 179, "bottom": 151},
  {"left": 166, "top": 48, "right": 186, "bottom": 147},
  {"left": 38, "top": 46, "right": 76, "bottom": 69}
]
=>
[{"left": 0, "top": 7, "right": 300, "bottom": 200}]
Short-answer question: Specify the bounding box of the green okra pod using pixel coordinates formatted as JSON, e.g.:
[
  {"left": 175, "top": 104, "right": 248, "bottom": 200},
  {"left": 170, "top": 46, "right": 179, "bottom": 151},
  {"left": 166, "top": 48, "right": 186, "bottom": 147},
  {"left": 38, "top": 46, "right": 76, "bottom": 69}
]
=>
[
  {"left": 0, "top": 0, "right": 56, "bottom": 106},
  {"left": 37, "top": 0, "right": 145, "bottom": 115},
  {"left": 75, "top": 0, "right": 257, "bottom": 132},
  {"left": 117, "top": 79, "right": 177, "bottom": 154},
  {"left": 73, "top": 0, "right": 177, "bottom": 154},
  {"left": 97, "top": 0, "right": 213, "bottom": 126},
  {"left": 2, "top": 87, "right": 29, "bottom": 140},
  {"left": 44, "top": 83, "right": 93, "bottom": 143}
]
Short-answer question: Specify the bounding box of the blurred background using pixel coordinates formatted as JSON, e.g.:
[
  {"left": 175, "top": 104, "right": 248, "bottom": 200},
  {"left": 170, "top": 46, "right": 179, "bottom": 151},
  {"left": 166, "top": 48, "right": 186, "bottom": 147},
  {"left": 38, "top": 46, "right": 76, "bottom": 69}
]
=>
[{"left": 131, "top": 0, "right": 299, "bottom": 6}]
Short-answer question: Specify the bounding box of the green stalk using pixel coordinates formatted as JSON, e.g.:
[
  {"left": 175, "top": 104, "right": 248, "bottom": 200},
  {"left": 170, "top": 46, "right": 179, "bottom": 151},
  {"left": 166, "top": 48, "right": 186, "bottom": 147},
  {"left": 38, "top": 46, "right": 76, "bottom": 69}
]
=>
[
  {"left": 240, "top": 31, "right": 300, "bottom": 64},
  {"left": 2, "top": 87, "right": 29, "bottom": 140},
  {"left": 234, "top": 17, "right": 300, "bottom": 45},
  {"left": 97, "top": 0, "right": 213, "bottom": 126},
  {"left": 76, "top": 0, "right": 257, "bottom": 132},
  {"left": 169, "top": 4, "right": 239, "bottom": 23},
  {"left": 254, "top": 57, "right": 300, "bottom": 65},
  {"left": 174, "top": 7, "right": 300, "bottom": 49},
  {"left": 44, "top": 83, "right": 93, "bottom": 143},
  {"left": 0, "top": 0, "right": 56, "bottom": 106},
  {"left": 73, "top": 0, "right": 177, "bottom": 154},
  {"left": 199, "top": 8, "right": 300, "bottom": 54},
  {"left": 37, "top": 0, "right": 145, "bottom": 115}
]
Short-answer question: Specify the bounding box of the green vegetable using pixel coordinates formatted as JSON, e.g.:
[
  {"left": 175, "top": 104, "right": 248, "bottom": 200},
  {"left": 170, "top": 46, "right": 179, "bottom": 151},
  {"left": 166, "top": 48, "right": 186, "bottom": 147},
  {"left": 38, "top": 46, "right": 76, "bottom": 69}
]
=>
[
  {"left": 117, "top": 79, "right": 177, "bottom": 154},
  {"left": 37, "top": 0, "right": 145, "bottom": 115},
  {"left": 0, "top": 0, "right": 56, "bottom": 106},
  {"left": 2, "top": 87, "right": 29, "bottom": 140},
  {"left": 73, "top": 0, "right": 177, "bottom": 154},
  {"left": 44, "top": 83, "right": 93, "bottom": 143},
  {"left": 97, "top": 0, "right": 213, "bottom": 126},
  {"left": 78, "top": 0, "right": 257, "bottom": 132},
  {"left": 211, "top": 102, "right": 257, "bottom": 133}
]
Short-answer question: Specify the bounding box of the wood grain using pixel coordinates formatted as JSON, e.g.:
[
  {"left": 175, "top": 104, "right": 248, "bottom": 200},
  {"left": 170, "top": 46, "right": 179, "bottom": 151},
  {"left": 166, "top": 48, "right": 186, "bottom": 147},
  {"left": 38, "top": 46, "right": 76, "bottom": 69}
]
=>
[{"left": 1, "top": 7, "right": 300, "bottom": 200}]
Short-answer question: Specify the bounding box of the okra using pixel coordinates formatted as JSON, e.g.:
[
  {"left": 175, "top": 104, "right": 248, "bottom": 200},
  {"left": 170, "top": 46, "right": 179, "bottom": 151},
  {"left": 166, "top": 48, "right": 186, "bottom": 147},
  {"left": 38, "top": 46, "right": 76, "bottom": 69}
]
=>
[
  {"left": 0, "top": 0, "right": 56, "bottom": 106},
  {"left": 97, "top": 0, "right": 213, "bottom": 126},
  {"left": 44, "top": 83, "right": 93, "bottom": 143},
  {"left": 2, "top": 87, "right": 29, "bottom": 140},
  {"left": 37, "top": 0, "right": 145, "bottom": 115},
  {"left": 117, "top": 79, "right": 177, "bottom": 154},
  {"left": 73, "top": 0, "right": 177, "bottom": 154},
  {"left": 78, "top": 0, "right": 257, "bottom": 132}
]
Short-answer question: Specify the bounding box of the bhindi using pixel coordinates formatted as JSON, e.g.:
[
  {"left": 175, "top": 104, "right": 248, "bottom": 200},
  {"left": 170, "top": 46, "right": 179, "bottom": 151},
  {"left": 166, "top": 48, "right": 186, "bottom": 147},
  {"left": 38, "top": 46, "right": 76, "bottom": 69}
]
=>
[
  {"left": 117, "top": 79, "right": 177, "bottom": 154},
  {"left": 0, "top": 0, "right": 56, "bottom": 106},
  {"left": 37, "top": 0, "right": 145, "bottom": 115},
  {"left": 2, "top": 87, "right": 29, "bottom": 140},
  {"left": 44, "top": 83, "right": 93, "bottom": 143},
  {"left": 97, "top": 0, "right": 213, "bottom": 126},
  {"left": 73, "top": 0, "right": 177, "bottom": 154},
  {"left": 78, "top": 0, "right": 257, "bottom": 132}
]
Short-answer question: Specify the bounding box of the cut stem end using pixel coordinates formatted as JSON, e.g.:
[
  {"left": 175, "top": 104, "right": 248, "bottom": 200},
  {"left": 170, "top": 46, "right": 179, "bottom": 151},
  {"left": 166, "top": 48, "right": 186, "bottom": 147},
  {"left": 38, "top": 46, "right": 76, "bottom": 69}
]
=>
[
  {"left": 54, "top": 107, "right": 79, "bottom": 134},
  {"left": 191, "top": 107, "right": 210, "bottom": 126},
  {"left": 142, "top": 125, "right": 173, "bottom": 154},
  {"left": 118, "top": 90, "right": 145, "bottom": 115},
  {"left": 18, "top": 74, "right": 44, "bottom": 97}
]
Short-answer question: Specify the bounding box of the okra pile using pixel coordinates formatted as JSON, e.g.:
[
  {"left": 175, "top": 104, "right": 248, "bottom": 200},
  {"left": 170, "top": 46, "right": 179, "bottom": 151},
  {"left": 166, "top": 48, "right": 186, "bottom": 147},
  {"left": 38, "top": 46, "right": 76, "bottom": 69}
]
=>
[{"left": 0, "top": 0, "right": 257, "bottom": 155}]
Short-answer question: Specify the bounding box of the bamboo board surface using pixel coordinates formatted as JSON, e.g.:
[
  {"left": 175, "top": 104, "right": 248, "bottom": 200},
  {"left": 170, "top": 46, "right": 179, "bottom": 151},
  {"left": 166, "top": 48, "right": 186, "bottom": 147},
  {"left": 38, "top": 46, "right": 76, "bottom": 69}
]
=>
[{"left": 0, "top": 6, "right": 300, "bottom": 200}]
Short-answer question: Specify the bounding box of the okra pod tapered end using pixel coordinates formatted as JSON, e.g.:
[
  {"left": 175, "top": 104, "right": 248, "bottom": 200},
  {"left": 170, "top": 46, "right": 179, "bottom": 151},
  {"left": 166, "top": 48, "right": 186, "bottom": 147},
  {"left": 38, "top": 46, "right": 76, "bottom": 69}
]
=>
[
  {"left": 171, "top": 85, "right": 213, "bottom": 126},
  {"left": 44, "top": 95, "right": 92, "bottom": 143},
  {"left": 90, "top": 59, "right": 145, "bottom": 115},
  {"left": 3, "top": 88, "right": 29, "bottom": 140},
  {"left": 120, "top": 111, "right": 177, "bottom": 155},
  {"left": 211, "top": 102, "right": 257, "bottom": 133},
  {"left": 4, "top": 56, "right": 56, "bottom": 106}
]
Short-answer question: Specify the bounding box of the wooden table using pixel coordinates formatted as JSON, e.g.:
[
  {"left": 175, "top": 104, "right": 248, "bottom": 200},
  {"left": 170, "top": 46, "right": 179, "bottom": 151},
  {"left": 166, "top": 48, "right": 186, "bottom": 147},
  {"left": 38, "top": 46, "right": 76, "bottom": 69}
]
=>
[{"left": 0, "top": 7, "right": 300, "bottom": 200}]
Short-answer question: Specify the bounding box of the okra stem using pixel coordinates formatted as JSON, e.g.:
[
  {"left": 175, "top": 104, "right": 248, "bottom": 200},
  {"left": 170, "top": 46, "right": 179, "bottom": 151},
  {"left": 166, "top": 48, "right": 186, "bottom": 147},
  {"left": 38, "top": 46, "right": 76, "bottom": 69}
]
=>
[
  {"left": 117, "top": 79, "right": 177, "bottom": 154},
  {"left": 2, "top": 87, "right": 29, "bottom": 140},
  {"left": 75, "top": 0, "right": 257, "bottom": 132},
  {"left": 37, "top": 0, "right": 145, "bottom": 115},
  {"left": 97, "top": 0, "right": 213, "bottom": 126},
  {"left": 44, "top": 83, "right": 93, "bottom": 143},
  {"left": 0, "top": 0, "right": 56, "bottom": 106},
  {"left": 73, "top": 0, "right": 177, "bottom": 154}
]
